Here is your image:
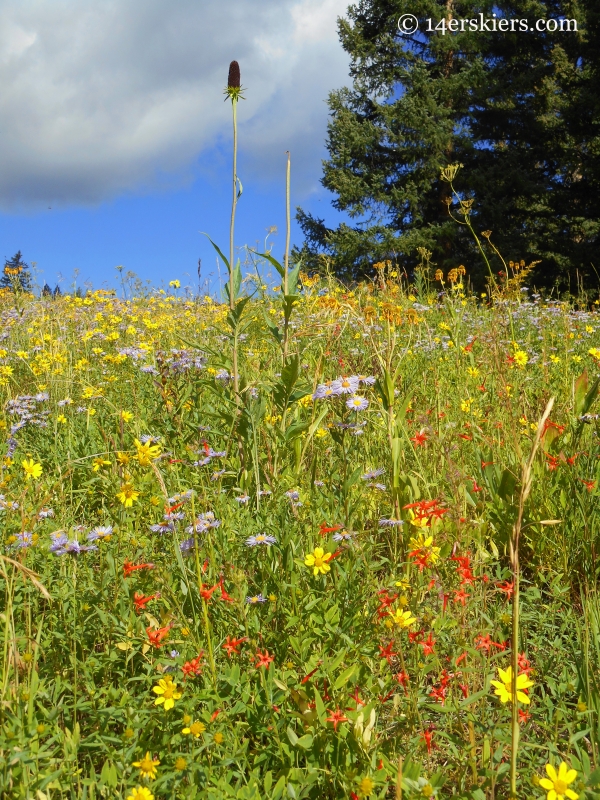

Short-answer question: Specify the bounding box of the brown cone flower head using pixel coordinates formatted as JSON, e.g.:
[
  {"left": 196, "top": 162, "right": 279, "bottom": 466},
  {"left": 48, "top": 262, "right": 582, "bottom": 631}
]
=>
[{"left": 228, "top": 61, "right": 240, "bottom": 89}]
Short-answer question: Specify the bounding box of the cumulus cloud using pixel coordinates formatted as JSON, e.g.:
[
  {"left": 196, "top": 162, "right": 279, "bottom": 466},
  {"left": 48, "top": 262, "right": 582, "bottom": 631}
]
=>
[{"left": 0, "top": 0, "right": 349, "bottom": 210}]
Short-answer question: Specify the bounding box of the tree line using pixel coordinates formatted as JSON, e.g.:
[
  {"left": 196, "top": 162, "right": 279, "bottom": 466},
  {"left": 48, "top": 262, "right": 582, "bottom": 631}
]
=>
[{"left": 295, "top": 0, "right": 599, "bottom": 289}]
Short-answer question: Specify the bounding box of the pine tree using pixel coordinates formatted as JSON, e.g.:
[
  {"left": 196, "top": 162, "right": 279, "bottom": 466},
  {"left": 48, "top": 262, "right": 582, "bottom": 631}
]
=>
[
  {"left": 297, "top": 0, "right": 598, "bottom": 287},
  {"left": 1, "top": 251, "right": 33, "bottom": 292}
]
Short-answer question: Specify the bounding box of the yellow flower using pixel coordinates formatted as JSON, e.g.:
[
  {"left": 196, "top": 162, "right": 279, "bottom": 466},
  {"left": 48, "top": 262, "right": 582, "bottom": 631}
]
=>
[
  {"left": 132, "top": 752, "right": 160, "bottom": 781},
  {"left": 213, "top": 732, "right": 224, "bottom": 744},
  {"left": 513, "top": 350, "right": 528, "bottom": 367},
  {"left": 152, "top": 675, "right": 181, "bottom": 711},
  {"left": 116, "top": 482, "right": 140, "bottom": 507},
  {"left": 539, "top": 762, "right": 578, "bottom": 800},
  {"left": 490, "top": 665, "right": 534, "bottom": 704},
  {"left": 120, "top": 410, "right": 133, "bottom": 422},
  {"left": 460, "top": 398, "right": 472, "bottom": 413},
  {"left": 116, "top": 451, "right": 131, "bottom": 465},
  {"left": 389, "top": 608, "right": 417, "bottom": 628},
  {"left": 182, "top": 720, "right": 206, "bottom": 738},
  {"left": 358, "top": 776, "right": 375, "bottom": 797},
  {"left": 408, "top": 533, "right": 440, "bottom": 563},
  {"left": 22, "top": 459, "right": 42, "bottom": 481},
  {"left": 126, "top": 788, "right": 154, "bottom": 800},
  {"left": 174, "top": 757, "right": 187, "bottom": 771},
  {"left": 92, "top": 457, "right": 111, "bottom": 472},
  {"left": 304, "top": 547, "right": 333, "bottom": 576},
  {"left": 134, "top": 438, "right": 161, "bottom": 466},
  {"left": 57, "top": 414, "right": 67, "bottom": 424},
  {"left": 169, "top": 280, "right": 180, "bottom": 289}
]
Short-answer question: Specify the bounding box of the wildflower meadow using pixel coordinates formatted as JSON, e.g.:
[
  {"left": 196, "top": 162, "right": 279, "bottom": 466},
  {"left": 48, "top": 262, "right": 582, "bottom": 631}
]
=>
[
  {"left": 3, "top": 260, "right": 600, "bottom": 800},
  {"left": 3, "top": 63, "right": 600, "bottom": 800}
]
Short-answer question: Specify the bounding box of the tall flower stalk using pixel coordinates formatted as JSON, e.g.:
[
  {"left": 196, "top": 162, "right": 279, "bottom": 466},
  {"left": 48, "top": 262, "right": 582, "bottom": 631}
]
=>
[{"left": 225, "top": 60, "right": 244, "bottom": 397}]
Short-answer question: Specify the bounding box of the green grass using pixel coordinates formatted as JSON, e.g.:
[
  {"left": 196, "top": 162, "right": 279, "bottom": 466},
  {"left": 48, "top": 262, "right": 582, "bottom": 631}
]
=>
[{"left": 1, "top": 273, "right": 600, "bottom": 799}]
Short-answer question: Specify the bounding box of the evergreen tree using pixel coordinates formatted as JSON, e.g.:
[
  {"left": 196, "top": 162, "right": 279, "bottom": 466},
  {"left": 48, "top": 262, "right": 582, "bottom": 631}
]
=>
[
  {"left": 53, "top": 284, "right": 62, "bottom": 298},
  {"left": 1, "top": 251, "right": 33, "bottom": 292},
  {"left": 42, "top": 283, "right": 52, "bottom": 296},
  {"left": 297, "top": 0, "right": 598, "bottom": 287}
]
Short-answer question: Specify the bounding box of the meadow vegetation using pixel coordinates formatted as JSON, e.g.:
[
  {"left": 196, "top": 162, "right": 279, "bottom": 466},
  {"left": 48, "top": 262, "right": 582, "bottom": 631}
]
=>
[{"left": 2, "top": 262, "right": 600, "bottom": 799}]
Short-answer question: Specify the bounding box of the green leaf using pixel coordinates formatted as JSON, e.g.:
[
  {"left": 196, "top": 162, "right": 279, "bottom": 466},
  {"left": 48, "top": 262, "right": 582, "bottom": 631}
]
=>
[
  {"left": 313, "top": 686, "right": 327, "bottom": 725},
  {"left": 575, "top": 369, "right": 589, "bottom": 415},
  {"left": 296, "top": 733, "right": 314, "bottom": 749},
  {"left": 288, "top": 262, "right": 301, "bottom": 294},
  {"left": 286, "top": 726, "right": 299, "bottom": 746},
  {"left": 202, "top": 233, "right": 230, "bottom": 271},
  {"left": 498, "top": 468, "right": 518, "bottom": 502},
  {"left": 251, "top": 250, "right": 285, "bottom": 279},
  {"left": 333, "top": 663, "right": 357, "bottom": 690}
]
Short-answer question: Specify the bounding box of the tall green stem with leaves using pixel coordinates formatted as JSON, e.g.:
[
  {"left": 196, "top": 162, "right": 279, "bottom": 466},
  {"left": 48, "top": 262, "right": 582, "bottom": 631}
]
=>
[{"left": 225, "top": 60, "right": 244, "bottom": 398}]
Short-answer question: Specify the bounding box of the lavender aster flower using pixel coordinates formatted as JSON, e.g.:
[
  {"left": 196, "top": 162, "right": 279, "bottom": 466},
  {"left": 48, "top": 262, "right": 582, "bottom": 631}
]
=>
[
  {"left": 378, "top": 518, "right": 404, "bottom": 528},
  {"left": 87, "top": 525, "right": 113, "bottom": 541},
  {"left": 346, "top": 395, "right": 369, "bottom": 411},
  {"left": 245, "top": 534, "right": 277, "bottom": 547},
  {"left": 362, "top": 468, "right": 385, "bottom": 480},
  {"left": 246, "top": 594, "right": 267, "bottom": 604}
]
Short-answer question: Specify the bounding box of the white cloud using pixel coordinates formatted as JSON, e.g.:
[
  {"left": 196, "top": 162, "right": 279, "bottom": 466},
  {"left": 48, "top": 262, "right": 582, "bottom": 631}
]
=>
[{"left": 0, "top": 0, "right": 349, "bottom": 209}]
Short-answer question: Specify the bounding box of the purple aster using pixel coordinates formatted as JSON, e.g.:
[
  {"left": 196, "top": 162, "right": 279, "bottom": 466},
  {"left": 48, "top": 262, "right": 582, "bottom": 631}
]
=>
[
  {"left": 333, "top": 530, "right": 355, "bottom": 541},
  {"left": 378, "top": 518, "right": 404, "bottom": 528},
  {"left": 149, "top": 521, "right": 175, "bottom": 534},
  {"left": 179, "top": 537, "right": 196, "bottom": 555},
  {"left": 245, "top": 534, "right": 277, "bottom": 547},
  {"left": 362, "top": 468, "right": 385, "bottom": 480},
  {"left": 87, "top": 525, "right": 113, "bottom": 541},
  {"left": 245, "top": 594, "right": 267, "bottom": 604},
  {"left": 346, "top": 395, "right": 369, "bottom": 411},
  {"left": 331, "top": 376, "right": 360, "bottom": 395}
]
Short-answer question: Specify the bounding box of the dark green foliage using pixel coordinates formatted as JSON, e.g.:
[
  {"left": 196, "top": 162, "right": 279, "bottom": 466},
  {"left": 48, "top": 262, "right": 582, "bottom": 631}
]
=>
[
  {"left": 1, "top": 251, "right": 32, "bottom": 292},
  {"left": 298, "top": 0, "right": 599, "bottom": 287}
]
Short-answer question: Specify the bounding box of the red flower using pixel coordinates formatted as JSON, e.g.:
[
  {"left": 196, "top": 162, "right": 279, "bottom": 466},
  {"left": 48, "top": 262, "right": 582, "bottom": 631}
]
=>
[
  {"left": 123, "top": 560, "right": 155, "bottom": 578},
  {"left": 420, "top": 725, "right": 436, "bottom": 754},
  {"left": 319, "top": 522, "right": 342, "bottom": 537},
  {"left": 475, "top": 634, "right": 494, "bottom": 653},
  {"left": 421, "top": 633, "right": 436, "bottom": 656},
  {"left": 497, "top": 580, "right": 514, "bottom": 599},
  {"left": 182, "top": 654, "right": 204, "bottom": 678},
  {"left": 378, "top": 641, "right": 397, "bottom": 665},
  {"left": 348, "top": 686, "right": 365, "bottom": 709},
  {"left": 517, "top": 652, "right": 532, "bottom": 674},
  {"left": 518, "top": 708, "right": 531, "bottom": 724},
  {"left": 376, "top": 591, "right": 398, "bottom": 618},
  {"left": 146, "top": 624, "right": 172, "bottom": 648},
  {"left": 222, "top": 636, "right": 248, "bottom": 658},
  {"left": 218, "top": 578, "right": 235, "bottom": 603},
  {"left": 429, "top": 684, "right": 447, "bottom": 704},
  {"left": 199, "top": 582, "right": 220, "bottom": 602},
  {"left": 326, "top": 708, "right": 349, "bottom": 732},
  {"left": 453, "top": 588, "right": 469, "bottom": 606},
  {"left": 410, "top": 431, "right": 427, "bottom": 447},
  {"left": 254, "top": 650, "right": 274, "bottom": 669},
  {"left": 581, "top": 479, "right": 596, "bottom": 492},
  {"left": 395, "top": 670, "right": 409, "bottom": 689},
  {"left": 133, "top": 591, "right": 159, "bottom": 613},
  {"left": 301, "top": 666, "right": 319, "bottom": 684}
]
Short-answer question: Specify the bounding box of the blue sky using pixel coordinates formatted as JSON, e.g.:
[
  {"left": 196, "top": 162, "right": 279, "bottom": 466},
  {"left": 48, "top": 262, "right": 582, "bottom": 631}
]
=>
[
  {"left": 0, "top": 0, "right": 351, "bottom": 295},
  {"left": 0, "top": 140, "right": 339, "bottom": 297}
]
